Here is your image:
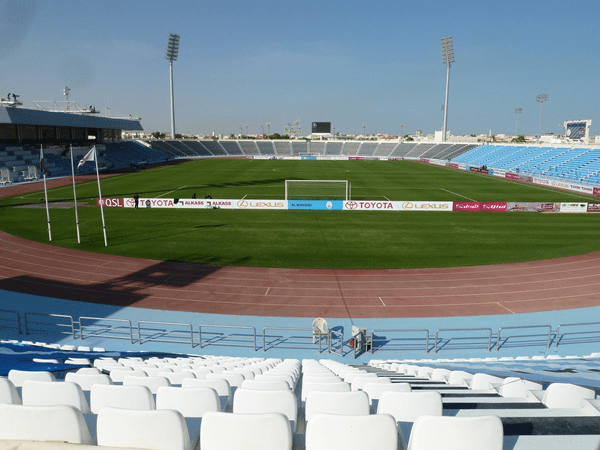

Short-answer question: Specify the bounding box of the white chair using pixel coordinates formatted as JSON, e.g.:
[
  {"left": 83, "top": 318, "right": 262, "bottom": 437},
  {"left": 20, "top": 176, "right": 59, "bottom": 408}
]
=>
[
  {"left": 241, "top": 379, "right": 291, "bottom": 391},
  {"left": 233, "top": 388, "right": 298, "bottom": 432},
  {"left": 0, "top": 403, "right": 94, "bottom": 445},
  {"left": 305, "top": 390, "right": 370, "bottom": 422},
  {"left": 110, "top": 369, "right": 148, "bottom": 383},
  {"left": 158, "top": 371, "right": 196, "bottom": 385},
  {"left": 301, "top": 380, "right": 350, "bottom": 401},
  {"left": 407, "top": 415, "right": 503, "bottom": 450},
  {"left": 352, "top": 375, "right": 389, "bottom": 391},
  {"left": 498, "top": 377, "right": 543, "bottom": 398},
  {"left": 448, "top": 370, "right": 473, "bottom": 386},
  {"left": 156, "top": 386, "right": 220, "bottom": 417},
  {"left": 430, "top": 368, "right": 452, "bottom": 383},
  {"left": 182, "top": 377, "right": 232, "bottom": 412},
  {"left": 363, "top": 381, "right": 411, "bottom": 408},
  {"left": 306, "top": 413, "right": 398, "bottom": 450},
  {"left": 91, "top": 384, "right": 155, "bottom": 413},
  {"left": 0, "top": 378, "right": 21, "bottom": 404},
  {"left": 542, "top": 383, "right": 596, "bottom": 409},
  {"left": 97, "top": 406, "right": 193, "bottom": 450},
  {"left": 200, "top": 411, "right": 292, "bottom": 450},
  {"left": 312, "top": 317, "right": 329, "bottom": 343},
  {"left": 377, "top": 391, "right": 443, "bottom": 449},
  {"left": 65, "top": 372, "right": 112, "bottom": 391},
  {"left": 8, "top": 369, "right": 55, "bottom": 388},
  {"left": 257, "top": 373, "right": 294, "bottom": 389},
  {"left": 22, "top": 380, "right": 90, "bottom": 414},
  {"left": 124, "top": 375, "right": 171, "bottom": 394},
  {"left": 470, "top": 373, "right": 504, "bottom": 391},
  {"left": 181, "top": 368, "right": 213, "bottom": 378},
  {"left": 76, "top": 367, "right": 102, "bottom": 375}
]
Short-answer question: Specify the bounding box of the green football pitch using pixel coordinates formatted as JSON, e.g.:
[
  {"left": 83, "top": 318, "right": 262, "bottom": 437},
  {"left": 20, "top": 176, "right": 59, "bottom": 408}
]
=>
[{"left": 1, "top": 159, "right": 599, "bottom": 269}]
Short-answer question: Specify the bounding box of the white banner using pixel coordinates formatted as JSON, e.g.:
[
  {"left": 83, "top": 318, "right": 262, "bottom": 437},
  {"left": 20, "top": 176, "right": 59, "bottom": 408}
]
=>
[
  {"left": 396, "top": 201, "right": 453, "bottom": 211},
  {"left": 343, "top": 201, "right": 453, "bottom": 211},
  {"left": 559, "top": 203, "right": 588, "bottom": 213}
]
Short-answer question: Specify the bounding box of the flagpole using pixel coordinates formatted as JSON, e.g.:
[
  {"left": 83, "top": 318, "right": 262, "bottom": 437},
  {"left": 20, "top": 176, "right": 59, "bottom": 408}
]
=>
[
  {"left": 70, "top": 145, "right": 81, "bottom": 243},
  {"left": 40, "top": 145, "right": 52, "bottom": 241},
  {"left": 93, "top": 146, "right": 108, "bottom": 246}
]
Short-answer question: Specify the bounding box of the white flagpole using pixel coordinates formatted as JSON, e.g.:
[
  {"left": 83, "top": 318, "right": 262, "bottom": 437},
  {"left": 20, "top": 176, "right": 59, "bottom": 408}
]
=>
[
  {"left": 40, "top": 145, "right": 52, "bottom": 241},
  {"left": 93, "top": 146, "right": 108, "bottom": 246},
  {"left": 70, "top": 145, "right": 81, "bottom": 243}
]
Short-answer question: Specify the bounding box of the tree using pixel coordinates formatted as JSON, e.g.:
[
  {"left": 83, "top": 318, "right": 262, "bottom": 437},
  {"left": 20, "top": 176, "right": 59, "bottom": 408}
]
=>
[
  {"left": 151, "top": 131, "right": 166, "bottom": 139},
  {"left": 511, "top": 135, "right": 526, "bottom": 143}
]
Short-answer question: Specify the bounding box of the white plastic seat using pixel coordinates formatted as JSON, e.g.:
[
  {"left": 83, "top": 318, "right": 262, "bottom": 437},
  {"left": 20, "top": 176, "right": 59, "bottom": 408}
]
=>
[
  {"left": 8, "top": 369, "right": 55, "bottom": 388},
  {"left": 241, "top": 379, "right": 291, "bottom": 391},
  {"left": 498, "top": 377, "right": 543, "bottom": 398},
  {"left": 301, "top": 380, "right": 350, "bottom": 401},
  {"left": 65, "top": 372, "right": 112, "bottom": 391},
  {"left": 181, "top": 377, "right": 232, "bottom": 411},
  {"left": 207, "top": 371, "right": 245, "bottom": 388},
  {"left": 110, "top": 368, "right": 148, "bottom": 383},
  {"left": 158, "top": 371, "right": 196, "bottom": 385},
  {"left": 362, "top": 381, "right": 412, "bottom": 407},
  {"left": 312, "top": 317, "right": 329, "bottom": 343},
  {"left": 407, "top": 415, "right": 503, "bottom": 450},
  {"left": 76, "top": 367, "right": 102, "bottom": 375},
  {"left": 542, "top": 382, "right": 596, "bottom": 408},
  {"left": 256, "top": 373, "right": 294, "bottom": 389},
  {"left": 90, "top": 384, "right": 155, "bottom": 413},
  {"left": 0, "top": 378, "right": 21, "bottom": 404},
  {"left": 233, "top": 388, "right": 298, "bottom": 432},
  {"left": 0, "top": 403, "right": 93, "bottom": 445},
  {"left": 200, "top": 411, "right": 292, "bottom": 450},
  {"left": 305, "top": 390, "right": 370, "bottom": 422},
  {"left": 97, "top": 406, "right": 193, "bottom": 450},
  {"left": 470, "top": 373, "right": 504, "bottom": 391},
  {"left": 124, "top": 375, "right": 171, "bottom": 394},
  {"left": 156, "top": 386, "right": 220, "bottom": 417},
  {"left": 181, "top": 368, "right": 213, "bottom": 378},
  {"left": 22, "top": 379, "right": 90, "bottom": 414},
  {"left": 377, "top": 391, "right": 443, "bottom": 449},
  {"left": 352, "top": 375, "right": 390, "bottom": 391},
  {"left": 448, "top": 370, "right": 473, "bottom": 386},
  {"left": 306, "top": 413, "right": 398, "bottom": 450},
  {"left": 430, "top": 368, "right": 452, "bottom": 383}
]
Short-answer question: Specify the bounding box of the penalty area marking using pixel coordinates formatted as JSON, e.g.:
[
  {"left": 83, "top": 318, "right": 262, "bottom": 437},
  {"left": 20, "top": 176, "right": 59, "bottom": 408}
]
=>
[
  {"left": 440, "top": 188, "right": 477, "bottom": 201},
  {"left": 157, "top": 185, "right": 188, "bottom": 198}
]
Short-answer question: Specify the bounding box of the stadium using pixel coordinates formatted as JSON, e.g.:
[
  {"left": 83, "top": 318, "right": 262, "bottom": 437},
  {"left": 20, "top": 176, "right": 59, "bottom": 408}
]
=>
[{"left": 2, "top": 4, "right": 600, "bottom": 449}]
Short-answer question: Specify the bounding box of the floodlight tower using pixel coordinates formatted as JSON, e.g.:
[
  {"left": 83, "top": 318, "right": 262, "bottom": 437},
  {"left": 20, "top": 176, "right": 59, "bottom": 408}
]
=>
[
  {"left": 166, "top": 33, "right": 180, "bottom": 139},
  {"left": 440, "top": 36, "right": 454, "bottom": 142},
  {"left": 514, "top": 108, "right": 522, "bottom": 136},
  {"left": 536, "top": 94, "right": 548, "bottom": 143}
]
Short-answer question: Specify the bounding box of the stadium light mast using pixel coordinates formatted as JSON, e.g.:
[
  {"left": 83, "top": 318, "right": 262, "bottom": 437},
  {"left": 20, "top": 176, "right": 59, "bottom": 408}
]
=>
[
  {"left": 166, "top": 33, "right": 180, "bottom": 139},
  {"left": 440, "top": 36, "right": 454, "bottom": 143},
  {"left": 536, "top": 94, "right": 548, "bottom": 143},
  {"left": 514, "top": 108, "right": 523, "bottom": 136}
]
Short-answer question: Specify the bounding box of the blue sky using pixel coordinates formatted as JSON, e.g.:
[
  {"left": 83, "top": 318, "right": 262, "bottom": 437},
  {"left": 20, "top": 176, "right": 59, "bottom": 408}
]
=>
[{"left": 1, "top": 0, "right": 599, "bottom": 137}]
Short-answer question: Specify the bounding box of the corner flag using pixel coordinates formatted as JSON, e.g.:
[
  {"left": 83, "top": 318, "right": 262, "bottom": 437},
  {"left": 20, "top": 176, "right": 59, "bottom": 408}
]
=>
[{"left": 77, "top": 147, "right": 96, "bottom": 169}]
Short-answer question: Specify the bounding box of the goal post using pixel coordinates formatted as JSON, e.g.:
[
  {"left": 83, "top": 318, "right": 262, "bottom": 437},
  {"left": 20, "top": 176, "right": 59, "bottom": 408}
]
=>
[{"left": 285, "top": 180, "right": 350, "bottom": 200}]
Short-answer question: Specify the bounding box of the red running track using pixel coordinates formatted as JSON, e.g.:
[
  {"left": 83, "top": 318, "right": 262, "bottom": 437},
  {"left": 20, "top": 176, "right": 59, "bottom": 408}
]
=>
[{"left": 2, "top": 180, "right": 600, "bottom": 319}]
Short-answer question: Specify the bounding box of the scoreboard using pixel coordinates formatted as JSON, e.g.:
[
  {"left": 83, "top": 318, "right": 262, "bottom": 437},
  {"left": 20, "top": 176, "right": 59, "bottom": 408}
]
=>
[{"left": 312, "top": 122, "right": 331, "bottom": 134}]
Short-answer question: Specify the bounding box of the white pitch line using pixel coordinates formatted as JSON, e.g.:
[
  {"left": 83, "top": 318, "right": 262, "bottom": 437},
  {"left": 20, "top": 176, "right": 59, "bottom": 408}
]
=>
[
  {"left": 379, "top": 297, "right": 386, "bottom": 306},
  {"left": 157, "top": 185, "right": 188, "bottom": 198},
  {"left": 383, "top": 196, "right": 390, "bottom": 201},
  {"left": 441, "top": 188, "right": 477, "bottom": 201},
  {"left": 241, "top": 194, "right": 248, "bottom": 200},
  {"left": 265, "top": 287, "right": 270, "bottom": 296}
]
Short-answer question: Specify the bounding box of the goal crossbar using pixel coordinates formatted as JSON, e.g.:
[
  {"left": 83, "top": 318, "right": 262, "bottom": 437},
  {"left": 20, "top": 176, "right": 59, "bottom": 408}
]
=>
[{"left": 285, "top": 180, "right": 350, "bottom": 201}]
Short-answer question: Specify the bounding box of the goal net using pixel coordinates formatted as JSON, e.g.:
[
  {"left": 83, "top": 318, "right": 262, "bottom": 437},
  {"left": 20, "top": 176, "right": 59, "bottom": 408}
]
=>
[{"left": 285, "top": 180, "right": 350, "bottom": 200}]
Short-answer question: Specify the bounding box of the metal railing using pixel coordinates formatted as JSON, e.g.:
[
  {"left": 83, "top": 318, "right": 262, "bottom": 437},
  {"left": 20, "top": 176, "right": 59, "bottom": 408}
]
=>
[
  {"left": 329, "top": 329, "right": 344, "bottom": 356},
  {"left": 6, "top": 310, "right": 600, "bottom": 355},
  {"left": 138, "top": 321, "right": 194, "bottom": 347},
  {"left": 80, "top": 317, "right": 133, "bottom": 344},
  {"left": 496, "top": 325, "right": 552, "bottom": 351},
  {"left": 262, "top": 327, "right": 326, "bottom": 353},
  {"left": 434, "top": 327, "right": 493, "bottom": 353},
  {"left": 370, "top": 329, "right": 430, "bottom": 354},
  {"left": 556, "top": 321, "right": 600, "bottom": 348},
  {"left": 199, "top": 324, "right": 257, "bottom": 351},
  {"left": 24, "top": 313, "right": 76, "bottom": 339},
  {"left": 0, "top": 309, "right": 22, "bottom": 335}
]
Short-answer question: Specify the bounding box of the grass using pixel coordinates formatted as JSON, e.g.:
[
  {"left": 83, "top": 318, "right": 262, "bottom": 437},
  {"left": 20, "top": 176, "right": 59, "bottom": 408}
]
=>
[{"left": 1, "top": 159, "right": 599, "bottom": 269}]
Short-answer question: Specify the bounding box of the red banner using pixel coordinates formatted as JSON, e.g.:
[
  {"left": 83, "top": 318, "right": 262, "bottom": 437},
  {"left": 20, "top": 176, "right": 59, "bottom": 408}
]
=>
[
  {"left": 506, "top": 173, "right": 519, "bottom": 180},
  {"left": 481, "top": 202, "right": 508, "bottom": 212},
  {"left": 453, "top": 202, "right": 481, "bottom": 211}
]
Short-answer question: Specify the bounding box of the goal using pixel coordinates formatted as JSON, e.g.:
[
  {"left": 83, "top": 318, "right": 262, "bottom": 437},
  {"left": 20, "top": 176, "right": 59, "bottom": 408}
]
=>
[{"left": 285, "top": 180, "right": 350, "bottom": 200}]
